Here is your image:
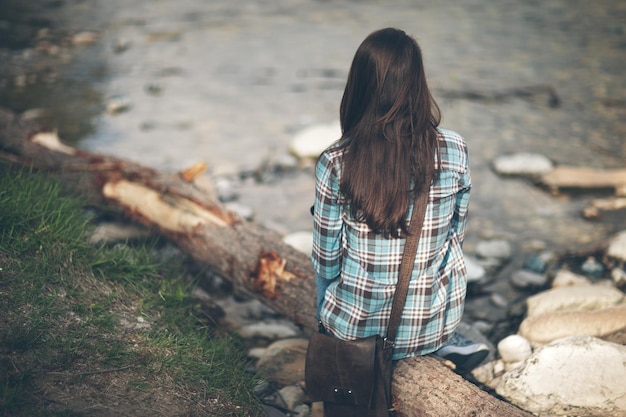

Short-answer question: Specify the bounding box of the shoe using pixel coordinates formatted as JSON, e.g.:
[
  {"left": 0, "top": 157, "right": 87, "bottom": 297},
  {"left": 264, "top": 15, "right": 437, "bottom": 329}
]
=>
[{"left": 434, "top": 332, "right": 490, "bottom": 372}]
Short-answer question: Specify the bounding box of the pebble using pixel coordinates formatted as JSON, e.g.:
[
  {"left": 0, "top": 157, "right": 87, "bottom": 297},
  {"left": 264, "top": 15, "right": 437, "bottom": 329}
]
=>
[
  {"left": 237, "top": 320, "right": 301, "bottom": 340},
  {"left": 476, "top": 239, "right": 512, "bottom": 260},
  {"left": 224, "top": 201, "right": 255, "bottom": 221},
  {"left": 510, "top": 269, "right": 548, "bottom": 290},
  {"left": 492, "top": 152, "right": 554, "bottom": 176},
  {"left": 255, "top": 338, "right": 309, "bottom": 387},
  {"left": 465, "top": 255, "right": 487, "bottom": 283},
  {"left": 612, "top": 268, "right": 626, "bottom": 288},
  {"left": 581, "top": 256, "right": 605, "bottom": 277},
  {"left": 288, "top": 122, "right": 341, "bottom": 160},
  {"left": 106, "top": 96, "right": 132, "bottom": 114},
  {"left": 607, "top": 230, "right": 626, "bottom": 262},
  {"left": 497, "top": 334, "right": 532, "bottom": 364},
  {"left": 283, "top": 231, "right": 313, "bottom": 254},
  {"left": 551, "top": 269, "right": 592, "bottom": 287},
  {"left": 277, "top": 385, "right": 306, "bottom": 411}
]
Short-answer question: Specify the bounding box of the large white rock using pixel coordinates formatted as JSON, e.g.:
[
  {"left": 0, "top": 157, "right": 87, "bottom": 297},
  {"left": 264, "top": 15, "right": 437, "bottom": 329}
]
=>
[
  {"left": 526, "top": 285, "right": 625, "bottom": 318},
  {"left": 519, "top": 304, "right": 626, "bottom": 347},
  {"left": 496, "top": 336, "right": 626, "bottom": 417},
  {"left": 289, "top": 122, "right": 341, "bottom": 160},
  {"left": 492, "top": 152, "right": 554, "bottom": 176},
  {"left": 607, "top": 230, "right": 626, "bottom": 262}
]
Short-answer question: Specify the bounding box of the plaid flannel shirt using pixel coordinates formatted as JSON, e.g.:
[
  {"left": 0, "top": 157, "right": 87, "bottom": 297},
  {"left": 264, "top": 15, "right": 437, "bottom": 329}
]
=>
[{"left": 311, "top": 128, "right": 470, "bottom": 360}]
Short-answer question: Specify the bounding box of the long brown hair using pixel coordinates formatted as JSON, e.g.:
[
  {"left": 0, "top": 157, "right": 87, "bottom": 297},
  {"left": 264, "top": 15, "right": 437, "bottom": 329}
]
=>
[{"left": 338, "top": 28, "right": 441, "bottom": 238}]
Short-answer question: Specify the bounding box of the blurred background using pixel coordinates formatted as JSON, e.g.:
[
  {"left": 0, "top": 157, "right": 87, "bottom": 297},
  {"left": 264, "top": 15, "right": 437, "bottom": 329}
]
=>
[{"left": 1, "top": 0, "right": 624, "bottom": 257}]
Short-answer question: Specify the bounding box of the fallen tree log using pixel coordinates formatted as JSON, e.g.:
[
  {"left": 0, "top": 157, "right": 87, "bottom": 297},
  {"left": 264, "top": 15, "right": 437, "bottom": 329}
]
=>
[{"left": 0, "top": 109, "right": 533, "bottom": 417}]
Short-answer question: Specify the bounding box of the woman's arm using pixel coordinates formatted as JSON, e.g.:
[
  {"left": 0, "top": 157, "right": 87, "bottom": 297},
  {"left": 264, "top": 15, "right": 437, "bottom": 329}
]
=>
[{"left": 311, "top": 151, "right": 342, "bottom": 281}]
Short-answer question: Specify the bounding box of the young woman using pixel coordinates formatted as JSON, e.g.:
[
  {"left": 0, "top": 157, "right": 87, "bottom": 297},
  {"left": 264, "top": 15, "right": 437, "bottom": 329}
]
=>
[{"left": 311, "top": 28, "right": 487, "bottom": 371}]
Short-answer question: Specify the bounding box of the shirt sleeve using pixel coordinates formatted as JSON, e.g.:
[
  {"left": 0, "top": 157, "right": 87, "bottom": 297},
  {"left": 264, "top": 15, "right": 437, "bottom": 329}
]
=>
[
  {"left": 311, "top": 150, "right": 343, "bottom": 280},
  {"left": 451, "top": 157, "right": 471, "bottom": 244}
]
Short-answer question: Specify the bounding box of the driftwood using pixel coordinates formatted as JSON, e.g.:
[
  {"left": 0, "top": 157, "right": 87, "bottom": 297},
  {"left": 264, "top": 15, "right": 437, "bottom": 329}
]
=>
[
  {"left": 0, "top": 109, "right": 533, "bottom": 417},
  {"left": 539, "top": 166, "right": 626, "bottom": 196}
]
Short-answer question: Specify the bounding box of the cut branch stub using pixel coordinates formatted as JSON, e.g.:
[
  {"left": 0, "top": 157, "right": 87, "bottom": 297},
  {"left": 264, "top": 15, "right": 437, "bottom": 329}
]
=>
[{"left": 252, "top": 251, "right": 297, "bottom": 299}]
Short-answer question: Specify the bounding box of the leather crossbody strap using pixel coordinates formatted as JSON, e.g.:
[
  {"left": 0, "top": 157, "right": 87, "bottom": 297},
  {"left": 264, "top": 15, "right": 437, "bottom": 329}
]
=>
[{"left": 386, "top": 175, "right": 432, "bottom": 344}]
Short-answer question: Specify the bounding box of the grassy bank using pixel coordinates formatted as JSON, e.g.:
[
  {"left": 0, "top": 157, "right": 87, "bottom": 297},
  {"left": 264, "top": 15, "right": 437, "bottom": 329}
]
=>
[{"left": 0, "top": 168, "right": 264, "bottom": 417}]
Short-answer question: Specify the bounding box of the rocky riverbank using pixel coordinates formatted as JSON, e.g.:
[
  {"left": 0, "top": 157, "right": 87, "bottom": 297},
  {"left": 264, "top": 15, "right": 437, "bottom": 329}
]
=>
[{"left": 3, "top": 0, "right": 626, "bottom": 415}]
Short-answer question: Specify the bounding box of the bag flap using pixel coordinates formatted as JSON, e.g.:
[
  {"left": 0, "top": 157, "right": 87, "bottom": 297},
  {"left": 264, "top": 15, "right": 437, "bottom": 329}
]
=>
[{"left": 305, "top": 333, "right": 380, "bottom": 406}]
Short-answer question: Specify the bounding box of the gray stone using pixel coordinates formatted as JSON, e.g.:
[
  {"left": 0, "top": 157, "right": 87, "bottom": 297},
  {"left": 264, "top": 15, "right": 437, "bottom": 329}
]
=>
[
  {"left": 612, "top": 268, "right": 626, "bottom": 289},
  {"left": 551, "top": 269, "right": 592, "bottom": 287},
  {"left": 238, "top": 320, "right": 301, "bottom": 340},
  {"left": 526, "top": 285, "right": 625, "bottom": 318},
  {"left": 497, "top": 334, "right": 532, "bottom": 364},
  {"left": 476, "top": 239, "right": 512, "bottom": 260},
  {"left": 278, "top": 385, "right": 306, "bottom": 411},
  {"left": 519, "top": 304, "right": 626, "bottom": 347},
  {"left": 289, "top": 122, "right": 341, "bottom": 160},
  {"left": 256, "top": 338, "right": 309, "bottom": 386},
  {"left": 607, "top": 230, "right": 626, "bottom": 262},
  {"left": 496, "top": 336, "right": 626, "bottom": 417},
  {"left": 510, "top": 269, "right": 548, "bottom": 290},
  {"left": 224, "top": 201, "right": 254, "bottom": 221},
  {"left": 283, "top": 231, "right": 313, "bottom": 254},
  {"left": 465, "top": 255, "right": 486, "bottom": 282},
  {"left": 492, "top": 152, "right": 553, "bottom": 176}
]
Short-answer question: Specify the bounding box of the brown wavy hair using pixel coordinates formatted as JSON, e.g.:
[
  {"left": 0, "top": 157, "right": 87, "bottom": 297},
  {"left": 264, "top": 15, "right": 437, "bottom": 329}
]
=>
[{"left": 338, "top": 28, "right": 441, "bottom": 238}]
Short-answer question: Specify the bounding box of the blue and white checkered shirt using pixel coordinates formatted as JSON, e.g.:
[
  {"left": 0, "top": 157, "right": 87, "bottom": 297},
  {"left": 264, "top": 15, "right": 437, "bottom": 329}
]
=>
[{"left": 312, "top": 128, "right": 470, "bottom": 360}]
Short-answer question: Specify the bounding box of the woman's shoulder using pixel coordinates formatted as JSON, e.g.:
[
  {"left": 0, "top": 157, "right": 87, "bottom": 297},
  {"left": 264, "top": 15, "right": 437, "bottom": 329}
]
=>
[
  {"left": 436, "top": 128, "right": 469, "bottom": 172},
  {"left": 318, "top": 139, "right": 347, "bottom": 163},
  {"left": 437, "top": 128, "right": 467, "bottom": 148}
]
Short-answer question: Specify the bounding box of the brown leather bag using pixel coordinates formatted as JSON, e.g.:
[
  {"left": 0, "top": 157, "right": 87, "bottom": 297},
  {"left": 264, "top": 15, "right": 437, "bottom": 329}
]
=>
[{"left": 305, "top": 184, "right": 430, "bottom": 417}]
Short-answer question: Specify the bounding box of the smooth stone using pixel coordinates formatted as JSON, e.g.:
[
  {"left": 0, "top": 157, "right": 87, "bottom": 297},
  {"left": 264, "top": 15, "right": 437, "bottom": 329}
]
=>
[
  {"left": 497, "top": 334, "right": 532, "bottom": 364},
  {"left": 526, "top": 285, "right": 625, "bottom": 318},
  {"left": 496, "top": 336, "right": 626, "bottom": 417},
  {"left": 476, "top": 239, "right": 512, "bottom": 260},
  {"left": 278, "top": 385, "right": 307, "bottom": 411},
  {"left": 612, "top": 268, "right": 626, "bottom": 289},
  {"left": 256, "top": 338, "right": 309, "bottom": 387},
  {"left": 492, "top": 152, "right": 554, "bottom": 176},
  {"left": 519, "top": 304, "right": 626, "bottom": 347},
  {"left": 283, "top": 231, "right": 313, "bottom": 254},
  {"left": 465, "top": 255, "right": 486, "bottom": 282},
  {"left": 289, "top": 122, "right": 341, "bottom": 160},
  {"left": 237, "top": 320, "right": 301, "bottom": 340},
  {"left": 607, "top": 230, "right": 626, "bottom": 262},
  {"left": 224, "top": 201, "right": 254, "bottom": 221},
  {"left": 551, "top": 269, "right": 592, "bottom": 288},
  {"left": 292, "top": 404, "right": 311, "bottom": 417},
  {"left": 510, "top": 269, "right": 548, "bottom": 290},
  {"left": 88, "top": 222, "right": 151, "bottom": 243},
  {"left": 581, "top": 256, "right": 605, "bottom": 277},
  {"left": 490, "top": 293, "right": 509, "bottom": 309},
  {"left": 522, "top": 254, "right": 548, "bottom": 273}
]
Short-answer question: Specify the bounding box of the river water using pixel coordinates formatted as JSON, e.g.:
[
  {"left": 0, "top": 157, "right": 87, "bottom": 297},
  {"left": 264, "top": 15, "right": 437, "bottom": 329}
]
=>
[{"left": 1, "top": 0, "right": 625, "bottom": 261}]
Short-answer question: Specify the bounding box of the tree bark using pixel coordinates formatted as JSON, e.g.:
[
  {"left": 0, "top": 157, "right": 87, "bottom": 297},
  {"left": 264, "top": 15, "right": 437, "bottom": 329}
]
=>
[{"left": 0, "top": 109, "right": 533, "bottom": 417}]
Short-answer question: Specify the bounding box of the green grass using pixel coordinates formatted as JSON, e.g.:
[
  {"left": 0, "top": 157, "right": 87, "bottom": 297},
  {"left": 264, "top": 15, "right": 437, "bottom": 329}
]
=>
[{"left": 0, "top": 168, "right": 264, "bottom": 416}]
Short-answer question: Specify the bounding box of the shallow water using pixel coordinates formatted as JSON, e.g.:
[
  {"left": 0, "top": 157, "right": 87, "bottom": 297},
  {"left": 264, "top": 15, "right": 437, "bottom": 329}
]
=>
[{"left": 1, "top": 0, "right": 624, "bottom": 259}]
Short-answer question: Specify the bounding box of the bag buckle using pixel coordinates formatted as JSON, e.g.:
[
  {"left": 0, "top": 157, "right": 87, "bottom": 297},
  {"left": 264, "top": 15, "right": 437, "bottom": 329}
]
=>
[
  {"left": 333, "top": 387, "right": 355, "bottom": 404},
  {"left": 383, "top": 337, "right": 395, "bottom": 350}
]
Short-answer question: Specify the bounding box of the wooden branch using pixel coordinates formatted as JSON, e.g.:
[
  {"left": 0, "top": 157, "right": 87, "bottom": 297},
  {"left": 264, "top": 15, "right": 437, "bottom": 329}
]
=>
[
  {"left": 539, "top": 166, "right": 626, "bottom": 195},
  {"left": 0, "top": 108, "right": 533, "bottom": 417}
]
